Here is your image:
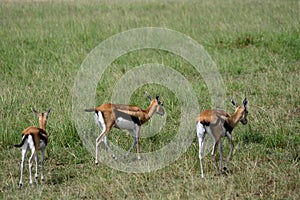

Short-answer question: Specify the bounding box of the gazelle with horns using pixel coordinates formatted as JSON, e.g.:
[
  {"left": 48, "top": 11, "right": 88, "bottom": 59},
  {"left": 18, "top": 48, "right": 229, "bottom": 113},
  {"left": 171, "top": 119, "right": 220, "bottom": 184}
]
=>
[
  {"left": 196, "top": 98, "right": 248, "bottom": 178},
  {"left": 85, "top": 92, "right": 165, "bottom": 164},
  {"left": 14, "top": 108, "right": 51, "bottom": 188}
]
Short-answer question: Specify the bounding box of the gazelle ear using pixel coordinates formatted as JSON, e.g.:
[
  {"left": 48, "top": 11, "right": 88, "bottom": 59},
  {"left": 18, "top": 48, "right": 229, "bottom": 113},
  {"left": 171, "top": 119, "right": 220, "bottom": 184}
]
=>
[
  {"left": 231, "top": 97, "right": 237, "bottom": 108},
  {"left": 46, "top": 108, "right": 51, "bottom": 118},
  {"left": 155, "top": 94, "right": 160, "bottom": 101},
  {"left": 155, "top": 94, "right": 163, "bottom": 105},
  {"left": 31, "top": 108, "right": 38, "bottom": 117},
  {"left": 145, "top": 92, "right": 152, "bottom": 101},
  {"left": 243, "top": 98, "right": 248, "bottom": 108}
]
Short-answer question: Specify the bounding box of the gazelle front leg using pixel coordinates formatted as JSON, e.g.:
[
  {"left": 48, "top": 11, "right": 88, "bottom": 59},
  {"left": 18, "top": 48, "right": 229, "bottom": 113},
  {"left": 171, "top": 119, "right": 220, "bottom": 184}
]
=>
[
  {"left": 125, "top": 126, "right": 141, "bottom": 160},
  {"left": 211, "top": 140, "right": 220, "bottom": 176},
  {"left": 219, "top": 138, "right": 223, "bottom": 171},
  {"left": 224, "top": 132, "right": 234, "bottom": 171},
  {"left": 125, "top": 135, "right": 137, "bottom": 158},
  {"left": 136, "top": 126, "right": 141, "bottom": 160}
]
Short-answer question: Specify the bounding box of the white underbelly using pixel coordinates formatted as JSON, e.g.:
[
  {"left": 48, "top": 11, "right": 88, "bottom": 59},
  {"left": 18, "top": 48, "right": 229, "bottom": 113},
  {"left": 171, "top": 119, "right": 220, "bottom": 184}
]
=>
[{"left": 115, "top": 117, "right": 137, "bottom": 130}]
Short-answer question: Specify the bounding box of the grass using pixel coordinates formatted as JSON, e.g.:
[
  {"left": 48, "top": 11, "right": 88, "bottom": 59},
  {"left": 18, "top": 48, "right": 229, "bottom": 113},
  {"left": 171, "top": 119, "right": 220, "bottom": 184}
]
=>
[{"left": 0, "top": 0, "right": 299, "bottom": 199}]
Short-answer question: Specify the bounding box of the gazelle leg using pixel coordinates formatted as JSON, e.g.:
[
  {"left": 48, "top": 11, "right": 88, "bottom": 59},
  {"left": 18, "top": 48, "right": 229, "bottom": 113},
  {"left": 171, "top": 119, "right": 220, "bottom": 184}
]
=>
[
  {"left": 28, "top": 148, "right": 37, "bottom": 186},
  {"left": 95, "top": 129, "right": 106, "bottom": 165},
  {"left": 41, "top": 147, "right": 45, "bottom": 181},
  {"left": 35, "top": 153, "right": 39, "bottom": 183},
  {"left": 95, "top": 111, "right": 114, "bottom": 164},
  {"left": 125, "top": 135, "right": 137, "bottom": 158},
  {"left": 19, "top": 146, "right": 28, "bottom": 188},
  {"left": 103, "top": 136, "right": 116, "bottom": 160},
  {"left": 224, "top": 132, "right": 234, "bottom": 171},
  {"left": 125, "top": 126, "right": 141, "bottom": 160},
  {"left": 219, "top": 138, "right": 223, "bottom": 171},
  {"left": 211, "top": 140, "right": 220, "bottom": 175},
  {"left": 197, "top": 122, "right": 205, "bottom": 178},
  {"left": 136, "top": 126, "right": 141, "bottom": 160}
]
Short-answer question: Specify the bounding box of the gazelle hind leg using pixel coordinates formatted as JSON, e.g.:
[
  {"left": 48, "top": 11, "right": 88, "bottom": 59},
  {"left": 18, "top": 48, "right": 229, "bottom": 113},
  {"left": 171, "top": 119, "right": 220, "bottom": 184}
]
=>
[
  {"left": 95, "top": 129, "right": 105, "bottom": 165},
  {"left": 19, "top": 145, "right": 28, "bottom": 188},
  {"left": 95, "top": 126, "right": 114, "bottom": 164},
  {"left": 196, "top": 122, "right": 205, "bottom": 178},
  {"left": 41, "top": 147, "right": 45, "bottom": 181},
  {"left": 95, "top": 111, "right": 110, "bottom": 164},
  {"left": 95, "top": 111, "right": 116, "bottom": 165},
  {"left": 103, "top": 136, "right": 116, "bottom": 160},
  {"left": 28, "top": 148, "right": 37, "bottom": 186},
  {"left": 125, "top": 136, "right": 137, "bottom": 158}
]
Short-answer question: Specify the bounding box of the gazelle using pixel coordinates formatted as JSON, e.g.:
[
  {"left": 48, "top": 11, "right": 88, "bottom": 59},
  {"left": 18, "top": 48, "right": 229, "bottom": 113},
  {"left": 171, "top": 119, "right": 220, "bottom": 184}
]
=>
[
  {"left": 196, "top": 98, "right": 248, "bottom": 178},
  {"left": 85, "top": 92, "right": 165, "bottom": 164},
  {"left": 14, "top": 108, "right": 51, "bottom": 188}
]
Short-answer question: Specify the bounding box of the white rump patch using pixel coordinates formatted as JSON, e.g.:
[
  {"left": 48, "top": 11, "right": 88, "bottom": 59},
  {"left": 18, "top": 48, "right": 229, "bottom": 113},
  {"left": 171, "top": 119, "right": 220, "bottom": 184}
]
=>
[
  {"left": 95, "top": 111, "right": 106, "bottom": 130},
  {"left": 196, "top": 121, "right": 205, "bottom": 138}
]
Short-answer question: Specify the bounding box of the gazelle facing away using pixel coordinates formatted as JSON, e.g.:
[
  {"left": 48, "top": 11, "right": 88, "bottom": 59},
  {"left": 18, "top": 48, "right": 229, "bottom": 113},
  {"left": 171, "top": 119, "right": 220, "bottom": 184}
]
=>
[
  {"left": 85, "top": 92, "right": 165, "bottom": 164},
  {"left": 14, "top": 108, "right": 51, "bottom": 188},
  {"left": 196, "top": 98, "right": 248, "bottom": 178}
]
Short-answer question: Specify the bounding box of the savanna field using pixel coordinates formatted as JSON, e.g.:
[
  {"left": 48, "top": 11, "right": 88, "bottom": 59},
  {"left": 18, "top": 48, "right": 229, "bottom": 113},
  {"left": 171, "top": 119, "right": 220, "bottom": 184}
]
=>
[{"left": 0, "top": 0, "right": 299, "bottom": 199}]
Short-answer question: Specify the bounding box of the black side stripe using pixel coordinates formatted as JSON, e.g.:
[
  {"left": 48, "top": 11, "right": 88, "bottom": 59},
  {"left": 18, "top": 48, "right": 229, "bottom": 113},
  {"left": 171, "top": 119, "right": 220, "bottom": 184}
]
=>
[
  {"left": 113, "top": 109, "right": 142, "bottom": 126},
  {"left": 224, "top": 121, "right": 233, "bottom": 133}
]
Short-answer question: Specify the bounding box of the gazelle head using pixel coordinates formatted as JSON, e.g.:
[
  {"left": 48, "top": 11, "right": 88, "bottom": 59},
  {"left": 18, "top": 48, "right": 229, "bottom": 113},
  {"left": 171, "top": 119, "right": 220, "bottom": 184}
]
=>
[
  {"left": 32, "top": 108, "right": 51, "bottom": 129},
  {"left": 146, "top": 92, "right": 165, "bottom": 116},
  {"left": 231, "top": 98, "right": 248, "bottom": 125}
]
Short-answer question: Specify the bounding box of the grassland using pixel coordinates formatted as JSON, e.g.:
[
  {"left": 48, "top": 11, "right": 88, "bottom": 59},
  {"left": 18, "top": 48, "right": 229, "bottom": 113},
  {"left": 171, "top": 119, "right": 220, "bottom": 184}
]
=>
[{"left": 0, "top": 0, "right": 299, "bottom": 199}]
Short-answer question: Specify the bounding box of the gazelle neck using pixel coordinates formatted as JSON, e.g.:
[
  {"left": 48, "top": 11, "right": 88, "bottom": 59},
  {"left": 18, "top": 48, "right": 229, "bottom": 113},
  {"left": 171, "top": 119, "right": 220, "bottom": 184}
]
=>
[
  {"left": 227, "top": 107, "right": 243, "bottom": 128},
  {"left": 39, "top": 115, "right": 47, "bottom": 131},
  {"left": 145, "top": 101, "right": 157, "bottom": 120}
]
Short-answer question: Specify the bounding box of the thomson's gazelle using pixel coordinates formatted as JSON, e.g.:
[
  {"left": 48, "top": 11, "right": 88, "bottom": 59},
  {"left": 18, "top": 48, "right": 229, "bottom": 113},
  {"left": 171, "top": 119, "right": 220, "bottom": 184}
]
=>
[
  {"left": 14, "top": 108, "right": 51, "bottom": 188},
  {"left": 85, "top": 92, "right": 165, "bottom": 164},
  {"left": 196, "top": 98, "right": 248, "bottom": 178}
]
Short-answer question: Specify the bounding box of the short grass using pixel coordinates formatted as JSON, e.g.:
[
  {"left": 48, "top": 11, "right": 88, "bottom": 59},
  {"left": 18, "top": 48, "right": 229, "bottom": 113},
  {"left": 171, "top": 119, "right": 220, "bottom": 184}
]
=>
[{"left": 0, "top": 0, "right": 299, "bottom": 199}]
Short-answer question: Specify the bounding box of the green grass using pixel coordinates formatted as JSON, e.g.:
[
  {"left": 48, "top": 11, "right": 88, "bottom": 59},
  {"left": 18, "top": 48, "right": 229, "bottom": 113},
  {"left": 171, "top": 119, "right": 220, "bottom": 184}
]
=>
[{"left": 0, "top": 0, "right": 299, "bottom": 199}]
